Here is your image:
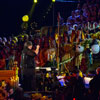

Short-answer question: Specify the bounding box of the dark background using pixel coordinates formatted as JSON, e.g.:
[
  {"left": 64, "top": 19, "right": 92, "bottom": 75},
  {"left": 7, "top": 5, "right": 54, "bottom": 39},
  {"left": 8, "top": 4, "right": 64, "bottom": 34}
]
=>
[{"left": 0, "top": 0, "right": 81, "bottom": 37}]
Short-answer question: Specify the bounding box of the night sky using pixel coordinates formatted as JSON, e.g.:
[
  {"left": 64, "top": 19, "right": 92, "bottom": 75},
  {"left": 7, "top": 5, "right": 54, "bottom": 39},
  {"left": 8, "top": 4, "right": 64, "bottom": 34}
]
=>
[{"left": 0, "top": 0, "right": 78, "bottom": 37}]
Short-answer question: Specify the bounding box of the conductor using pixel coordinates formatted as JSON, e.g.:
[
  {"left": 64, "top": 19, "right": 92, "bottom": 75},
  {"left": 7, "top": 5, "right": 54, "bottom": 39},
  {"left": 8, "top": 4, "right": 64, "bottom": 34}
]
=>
[{"left": 21, "top": 41, "right": 40, "bottom": 91}]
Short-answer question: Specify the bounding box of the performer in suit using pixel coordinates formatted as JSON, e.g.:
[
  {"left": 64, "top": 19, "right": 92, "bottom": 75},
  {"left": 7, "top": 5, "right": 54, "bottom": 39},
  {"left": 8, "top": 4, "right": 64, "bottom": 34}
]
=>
[{"left": 21, "top": 41, "right": 40, "bottom": 91}]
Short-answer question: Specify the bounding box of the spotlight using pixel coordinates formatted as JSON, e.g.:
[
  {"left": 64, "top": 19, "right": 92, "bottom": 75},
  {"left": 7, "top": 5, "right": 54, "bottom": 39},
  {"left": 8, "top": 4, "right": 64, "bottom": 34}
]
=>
[
  {"left": 52, "top": 0, "right": 55, "bottom": 3},
  {"left": 22, "top": 15, "right": 29, "bottom": 22},
  {"left": 34, "top": 0, "right": 37, "bottom": 3}
]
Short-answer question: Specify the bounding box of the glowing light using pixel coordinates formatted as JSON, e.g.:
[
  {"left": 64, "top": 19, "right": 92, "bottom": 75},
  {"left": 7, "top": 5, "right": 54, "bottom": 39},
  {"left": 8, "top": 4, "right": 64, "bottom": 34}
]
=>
[
  {"left": 84, "top": 77, "right": 93, "bottom": 85},
  {"left": 73, "top": 98, "right": 76, "bottom": 100},
  {"left": 22, "top": 15, "right": 29, "bottom": 22},
  {"left": 34, "top": 0, "right": 37, "bottom": 3},
  {"left": 52, "top": 0, "right": 56, "bottom": 2}
]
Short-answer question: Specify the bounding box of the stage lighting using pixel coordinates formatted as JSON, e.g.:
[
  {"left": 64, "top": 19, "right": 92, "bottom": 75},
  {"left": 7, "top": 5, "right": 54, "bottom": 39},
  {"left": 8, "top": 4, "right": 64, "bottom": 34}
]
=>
[
  {"left": 22, "top": 15, "right": 29, "bottom": 22},
  {"left": 34, "top": 0, "right": 37, "bottom": 3},
  {"left": 52, "top": 0, "right": 56, "bottom": 3}
]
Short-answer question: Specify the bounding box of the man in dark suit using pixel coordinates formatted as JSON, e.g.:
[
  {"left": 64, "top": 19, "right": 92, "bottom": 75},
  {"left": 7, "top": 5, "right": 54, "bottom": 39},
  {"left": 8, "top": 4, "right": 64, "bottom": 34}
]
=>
[{"left": 21, "top": 41, "right": 40, "bottom": 91}]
